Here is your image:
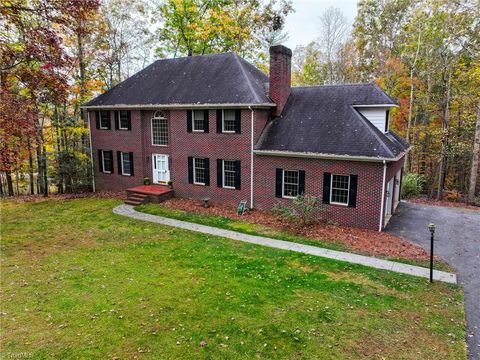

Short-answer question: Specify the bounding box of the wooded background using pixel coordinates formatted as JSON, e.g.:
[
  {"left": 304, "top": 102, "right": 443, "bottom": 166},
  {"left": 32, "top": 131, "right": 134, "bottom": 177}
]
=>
[{"left": 1, "top": 0, "right": 479, "bottom": 204}]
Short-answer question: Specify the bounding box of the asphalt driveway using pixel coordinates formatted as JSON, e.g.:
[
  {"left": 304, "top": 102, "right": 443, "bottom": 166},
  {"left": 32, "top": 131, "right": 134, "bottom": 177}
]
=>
[{"left": 386, "top": 202, "right": 480, "bottom": 359}]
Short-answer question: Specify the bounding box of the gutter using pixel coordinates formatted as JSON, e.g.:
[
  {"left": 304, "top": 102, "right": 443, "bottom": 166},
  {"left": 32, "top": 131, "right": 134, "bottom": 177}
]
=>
[
  {"left": 87, "top": 112, "right": 96, "bottom": 192},
  {"left": 249, "top": 106, "right": 254, "bottom": 209},
  {"left": 353, "top": 104, "right": 399, "bottom": 108},
  {"left": 379, "top": 160, "right": 387, "bottom": 232},
  {"left": 253, "top": 149, "right": 408, "bottom": 163},
  {"left": 81, "top": 103, "right": 276, "bottom": 110}
]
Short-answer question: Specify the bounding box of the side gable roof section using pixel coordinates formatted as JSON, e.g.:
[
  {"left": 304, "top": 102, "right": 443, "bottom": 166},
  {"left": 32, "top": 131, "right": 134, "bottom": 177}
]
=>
[
  {"left": 83, "top": 53, "right": 275, "bottom": 108},
  {"left": 255, "top": 84, "right": 409, "bottom": 161}
]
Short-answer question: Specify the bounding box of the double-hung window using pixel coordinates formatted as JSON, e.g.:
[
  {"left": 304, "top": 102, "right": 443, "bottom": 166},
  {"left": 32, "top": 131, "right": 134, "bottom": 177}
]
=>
[
  {"left": 222, "top": 110, "right": 236, "bottom": 133},
  {"left": 282, "top": 170, "right": 299, "bottom": 198},
  {"left": 120, "top": 152, "right": 132, "bottom": 176},
  {"left": 193, "top": 158, "right": 207, "bottom": 185},
  {"left": 99, "top": 111, "right": 110, "bottom": 129},
  {"left": 118, "top": 110, "right": 130, "bottom": 130},
  {"left": 193, "top": 110, "right": 205, "bottom": 132},
  {"left": 152, "top": 112, "right": 168, "bottom": 146},
  {"left": 223, "top": 160, "right": 236, "bottom": 189},
  {"left": 330, "top": 174, "right": 350, "bottom": 206},
  {"left": 101, "top": 150, "right": 113, "bottom": 173}
]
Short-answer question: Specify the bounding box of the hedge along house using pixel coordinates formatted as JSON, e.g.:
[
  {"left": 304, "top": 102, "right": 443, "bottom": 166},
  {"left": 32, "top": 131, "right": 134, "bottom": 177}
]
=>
[{"left": 83, "top": 45, "right": 409, "bottom": 231}]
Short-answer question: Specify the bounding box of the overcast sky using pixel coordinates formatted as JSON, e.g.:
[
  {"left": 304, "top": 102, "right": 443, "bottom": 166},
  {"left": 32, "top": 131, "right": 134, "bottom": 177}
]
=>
[{"left": 283, "top": 0, "right": 358, "bottom": 49}]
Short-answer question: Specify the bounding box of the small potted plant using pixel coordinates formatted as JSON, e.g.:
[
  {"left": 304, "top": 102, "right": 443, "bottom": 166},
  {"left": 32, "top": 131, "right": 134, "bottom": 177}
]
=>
[
  {"left": 143, "top": 177, "right": 151, "bottom": 185},
  {"left": 167, "top": 180, "right": 173, "bottom": 189}
]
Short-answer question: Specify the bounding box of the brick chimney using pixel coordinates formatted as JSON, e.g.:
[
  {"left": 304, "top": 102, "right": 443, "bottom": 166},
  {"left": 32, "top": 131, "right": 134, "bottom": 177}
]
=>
[{"left": 269, "top": 45, "right": 292, "bottom": 116}]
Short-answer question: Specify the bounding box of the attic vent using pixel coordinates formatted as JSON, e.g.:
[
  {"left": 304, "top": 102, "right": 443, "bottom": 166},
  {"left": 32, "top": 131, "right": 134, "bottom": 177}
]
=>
[{"left": 356, "top": 107, "right": 390, "bottom": 133}]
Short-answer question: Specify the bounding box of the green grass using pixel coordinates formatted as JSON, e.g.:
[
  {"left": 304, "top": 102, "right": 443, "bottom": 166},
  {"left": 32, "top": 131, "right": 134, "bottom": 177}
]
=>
[
  {"left": 1, "top": 198, "right": 466, "bottom": 359},
  {"left": 136, "top": 204, "right": 352, "bottom": 252},
  {"left": 136, "top": 204, "right": 453, "bottom": 271}
]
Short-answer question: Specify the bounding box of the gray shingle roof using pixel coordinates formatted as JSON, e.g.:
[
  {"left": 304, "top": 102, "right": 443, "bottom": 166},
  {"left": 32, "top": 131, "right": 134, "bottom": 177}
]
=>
[
  {"left": 84, "top": 53, "right": 272, "bottom": 107},
  {"left": 255, "top": 84, "right": 408, "bottom": 159}
]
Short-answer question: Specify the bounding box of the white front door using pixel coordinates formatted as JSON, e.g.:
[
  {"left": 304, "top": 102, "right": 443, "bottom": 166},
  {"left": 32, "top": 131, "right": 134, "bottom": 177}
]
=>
[{"left": 152, "top": 154, "right": 170, "bottom": 183}]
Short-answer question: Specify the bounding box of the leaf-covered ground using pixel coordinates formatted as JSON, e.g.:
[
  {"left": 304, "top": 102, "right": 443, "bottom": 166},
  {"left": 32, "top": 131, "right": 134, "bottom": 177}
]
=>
[{"left": 0, "top": 198, "right": 466, "bottom": 359}]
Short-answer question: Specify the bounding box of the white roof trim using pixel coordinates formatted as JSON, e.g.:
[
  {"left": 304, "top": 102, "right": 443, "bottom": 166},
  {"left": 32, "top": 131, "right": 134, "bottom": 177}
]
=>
[
  {"left": 353, "top": 104, "right": 399, "bottom": 108},
  {"left": 253, "top": 149, "right": 408, "bottom": 162},
  {"left": 81, "top": 103, "right": 276, "bottom": 110}
]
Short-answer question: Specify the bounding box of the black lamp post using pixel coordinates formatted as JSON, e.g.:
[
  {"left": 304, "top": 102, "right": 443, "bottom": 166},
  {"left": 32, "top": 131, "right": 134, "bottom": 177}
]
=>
[{"left": 428, "top": 223, "right": 436, "bottom": 283}]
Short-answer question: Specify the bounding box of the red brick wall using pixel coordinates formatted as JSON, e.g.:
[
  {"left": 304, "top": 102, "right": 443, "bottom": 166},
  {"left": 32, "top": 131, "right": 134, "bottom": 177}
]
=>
[
  {"left": 253, "top": 156, "right": 385, "bottom": 230},
  {"left": 169, "top": 108, "right": 270, "bottom": 206},
  {"left": 269, "top": 45, "right": 292, "bottom": 116},
  {"left": 89, "top": 110, "right": 144, "bottom": 190},
  {"left": 140, "top": 110, "right": 172, "bottom": 181},
  {"left": 89, "top": 107, "right": 403, "bottom": 231},
  {"left": 89, "top": 108, "right": 269, "bottom": 195}
]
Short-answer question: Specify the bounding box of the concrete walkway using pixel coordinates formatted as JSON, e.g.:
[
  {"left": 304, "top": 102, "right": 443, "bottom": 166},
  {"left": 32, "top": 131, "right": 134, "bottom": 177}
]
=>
[{"left": 113, "top": 204, "right": 457, "bottom": 284}]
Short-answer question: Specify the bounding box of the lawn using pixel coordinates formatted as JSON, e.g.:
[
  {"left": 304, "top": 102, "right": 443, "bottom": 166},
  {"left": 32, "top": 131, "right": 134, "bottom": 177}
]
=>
[
  {"left": 1, "top": 198, "right": 466, "bottom": 359},
  {"left": 136, "top": 203, "right": 452, "bottom": 271}
]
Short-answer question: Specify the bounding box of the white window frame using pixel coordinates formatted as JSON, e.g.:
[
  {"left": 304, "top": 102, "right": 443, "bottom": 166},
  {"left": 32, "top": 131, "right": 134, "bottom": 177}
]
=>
[
  {"left": 118, "top": 110, "right": 129, "bottom": 130},
  {"left": 222, "top": 109, "right": 236, "bottom": 133},
  {"left": 282, "top": 169, "right": 299, "bottom": 199},
  {"left": 120, "top": 152, "right": 131, "bottom": 176},
  {"left": 101, "top": 150, "right": 112, "bottom": 173},
  {"left": 99, "top": 111, "right": 110, "bottom": 130},
  {"left": 151, "top": 111, "right": 168, "bottom": 146},
  {"left": 193, "top": 158, "right": 206, "bottom": 185},
  {"left": 222, "top": 160, "right": 236, "bottom": 189},
  {"left": 192, "top": 110, "right": 205, "bottom": 132},
  {"left": 330, "top": 174, "right": 350, "bottom": 206}
]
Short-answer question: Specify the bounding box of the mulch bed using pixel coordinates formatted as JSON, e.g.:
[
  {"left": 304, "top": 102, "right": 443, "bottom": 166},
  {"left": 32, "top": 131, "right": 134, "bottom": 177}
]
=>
[
  {"left": 1, "top": 191, "right": 125, "bottom": 203},
  {"left": 408, "top": 197, "right": 480, "bottom": 211},
  {"left": 161, "top": 198, "right": 433, "bottom": 262}
]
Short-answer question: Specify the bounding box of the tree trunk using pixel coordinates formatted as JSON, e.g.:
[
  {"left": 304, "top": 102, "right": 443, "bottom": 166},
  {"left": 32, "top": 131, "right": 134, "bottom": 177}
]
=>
[
  {"left": 28, "top": 139, "right": 35, "bottom": 195},
  {"left": 405, "top": 67, "right": 415, "bottom": 171},
  {"left": 468, "top": 101, "right": 480, "bottom": 203},
  {"left": 15, "top": 169, "right": 20, "bottom": 195},
  {"left": 42, "top": 143, "right": 48, "bottom": 197},
  {"left": 436, "top": 72, "right": 451, "bottom": 201},
  {"left": 36, "top": 143, "right": 45, "bottom": 194},
  {"left": 5, "top": 170, "right": 14, "bottom": 196},
  {"left": 405, "top": 30, "right": 421, "bottom": 171},
  {"left": 77, "top": 31, "right": 86, "bottom": 105}
]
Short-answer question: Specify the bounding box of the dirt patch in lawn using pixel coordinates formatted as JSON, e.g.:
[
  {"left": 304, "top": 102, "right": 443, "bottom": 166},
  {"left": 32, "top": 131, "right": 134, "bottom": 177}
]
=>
[
  {"left": 408, "top": 197, "right": 479, "bottom": 211},
  {"left": 158, "top": 198, "right": 432, "bottom": 262}
]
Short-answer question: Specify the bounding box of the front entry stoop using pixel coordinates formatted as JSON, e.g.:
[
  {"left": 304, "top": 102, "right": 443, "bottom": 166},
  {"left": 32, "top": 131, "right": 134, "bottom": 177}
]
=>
[{"left": 125, "top": 185, "right": 173, "bottom": 205}]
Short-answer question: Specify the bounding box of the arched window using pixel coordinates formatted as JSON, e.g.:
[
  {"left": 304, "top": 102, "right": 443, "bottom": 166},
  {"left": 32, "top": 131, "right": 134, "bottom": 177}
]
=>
[
  {"left": 151, "top": 111, "right": 168, "bottom": 145},
  {"left": 153, "top": 110, "right": 166, "bottom": 119}
]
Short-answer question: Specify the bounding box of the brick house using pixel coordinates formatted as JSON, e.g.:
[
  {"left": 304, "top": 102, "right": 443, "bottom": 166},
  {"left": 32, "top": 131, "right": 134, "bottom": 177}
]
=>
[{"left": 83, "top": 45, "right": 409, "bottom": 231}]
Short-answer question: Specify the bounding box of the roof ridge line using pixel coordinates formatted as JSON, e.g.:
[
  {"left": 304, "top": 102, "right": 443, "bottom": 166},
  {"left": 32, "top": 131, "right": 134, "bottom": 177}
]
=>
[
  {"left": 350, "top": 106, "right": 395, "bottom": 158},
  {"left": 233, "top": 54, "right": 262, "bottom": 103},
  {"left": 372, "top": 83, "right": 397, "bottom": 104},
  {"left": 292, "top": 83, "right": 375, "bottom": 89}
]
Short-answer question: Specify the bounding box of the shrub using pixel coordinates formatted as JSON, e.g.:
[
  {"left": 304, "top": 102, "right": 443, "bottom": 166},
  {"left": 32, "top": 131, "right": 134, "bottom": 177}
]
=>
[
  {"left": 401, "top": 173, "right": 425, "bottom": 199},
  {"left": 143, "top": 177, "right": 151, "bottom": 185},
  {"left": 273, "top": 195, "right": 325, "bottom": 228},
  {"left": 443, "top": 190, "right": 461, "bottom": 202}
]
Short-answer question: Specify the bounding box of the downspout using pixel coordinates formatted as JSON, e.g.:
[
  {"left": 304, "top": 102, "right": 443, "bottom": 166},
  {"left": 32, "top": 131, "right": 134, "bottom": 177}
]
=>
[
  {"left": 87, "top": 111, "right": 96, "bottom": 192},
  {"left": 378, "top": 160, "right": 387, "bottom": 232},
  {"left": 249, "top": 106, "right": 254, "bottom": 209}
]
